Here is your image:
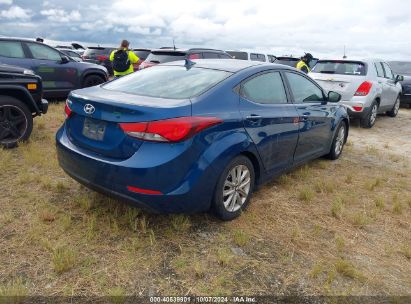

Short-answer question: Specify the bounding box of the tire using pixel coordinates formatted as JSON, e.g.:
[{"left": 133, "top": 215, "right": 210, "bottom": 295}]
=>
[
  {"left": 212, "top": 155, "right": 255, "bottom": 221},
  {"left": 325, "top": 122, "right": 347, "bottom": 160},
  {"left": 0, "top": 95, "right": 33, "bottom": 149},
  {"left": 82, "top": 75, "right": 105, "bottom": 88},
  {"left": 361, "top": 101, "right": 378, "bottom": 128},
  {"left": 386, "top": 96, "right": 400, "bottom": 117}
]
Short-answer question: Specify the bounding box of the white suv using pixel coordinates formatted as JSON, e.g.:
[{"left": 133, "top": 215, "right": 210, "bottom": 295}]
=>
[{"left": 309, "top": 59, "right": 403, "bottom": 128}]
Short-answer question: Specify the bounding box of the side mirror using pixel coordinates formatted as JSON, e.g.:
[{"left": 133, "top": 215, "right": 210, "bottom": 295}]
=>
[
  {"left": 395, "top": 75, "right": 404, "bottom": 83},
  {"left": 60, "top": 56, "right": 70, "bottom": 64},
  {"left": 328, "top": 91, "right": 342, "bottom": 103}
]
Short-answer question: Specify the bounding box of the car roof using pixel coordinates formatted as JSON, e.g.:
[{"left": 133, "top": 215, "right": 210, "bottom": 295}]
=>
[
  {"left": 162, "top": 59, "right": 292, "bottom": 73},
  {"left": 150, "top": 48, "right": 226, "bottom": 53},
  {"left": 133, "top": 48, "right": 151, "bottom": 51}
]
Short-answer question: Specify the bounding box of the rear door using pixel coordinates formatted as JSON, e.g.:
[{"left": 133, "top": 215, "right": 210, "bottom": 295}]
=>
[
  {"left": 374, "top": 62, "right": 391, "bottom": 108},
  {"left": 239, "top": 70, "right": 299, "bottom": 173},
  {"left": 283, "top": 71, "right": 334, "bottom": 164},
  {"left": 24, "top": 42, "right": 79, "bottom": 92},
  {"left": 381, "top": 62, "right": 399, "bottom": 109}
]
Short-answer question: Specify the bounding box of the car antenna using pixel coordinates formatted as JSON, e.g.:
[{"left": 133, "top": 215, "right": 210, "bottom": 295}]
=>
[
  {"left": 184, "top": 58, "right": 196, "bottom": 70},
  {"left": 173, "top": 38, "right": 176, "bottom": 50},
  {"left": 343, "top": 45, "right": 347, "bottom": 59}
]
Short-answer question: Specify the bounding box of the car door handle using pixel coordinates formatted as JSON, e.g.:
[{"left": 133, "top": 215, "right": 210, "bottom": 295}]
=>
[{"left": 246, "top": 114, "right": 262, "bottom": 120}]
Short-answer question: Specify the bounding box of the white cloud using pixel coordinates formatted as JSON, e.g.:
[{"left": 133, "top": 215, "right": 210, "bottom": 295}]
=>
[
  {"left": 0, "top": 0, "right": 13, "bottom": 4},
  {"left": 40, "top": 8, "right": 81, "bottom": 23},
  {"left": 0, "top": 5, "right": 31, "bottom": 19}
]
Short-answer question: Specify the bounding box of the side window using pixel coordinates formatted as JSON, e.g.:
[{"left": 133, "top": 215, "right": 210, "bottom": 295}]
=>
[
  {"left": 375, "top": 62, "right": 385, "bottom": 78},
  {"left": 241, "top": 72, "right": 288, "bottom": 104},
  {"left": 188, "top": 53, "right": 201, "bottom": 60},
  {"left": 250, "top": 53, "right": 265, "bottom": 62},
  {"left": 382, "top": 62, "right": 394, "bottom": 79},
  {"left": 0, "top": 41, "right": 25, "bottom": 58},
  {"left": 26, "top": 43, "right": 62, "bottom": 61},
  {"left": 219, "top": 53, "right": 232, "bottom": 59},
  {"left": 285, "top": 72, "right": 325, "bottom": 103},
  {"left": 202, "top": 52, "right": 219, "bottom": 59}
]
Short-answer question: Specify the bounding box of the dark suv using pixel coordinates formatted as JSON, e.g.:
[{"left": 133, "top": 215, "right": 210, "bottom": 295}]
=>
[
  {"left": 0, "top": 63, "right": 48, "bottom": 148},
  {"left": 82, "top": 46, "right": 115, "bottom": 76},
  {"left": 140, "top": 48, "right": 232, "bottom": 69},
  {"left": 0, "top": 38, "right": 108, "bottom": 99}
]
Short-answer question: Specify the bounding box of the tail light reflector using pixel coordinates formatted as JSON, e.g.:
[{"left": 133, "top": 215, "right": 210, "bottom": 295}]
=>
[
  {"left": 352, "top": 106, "right": 363, "bottom": 112},
  {"left": 127, "top": 185, "right": 162, "bottom": 195},
  {"left": 119, "top": 116, "right": 222, "bottom": 142},
  {"left": 354, "top": 81, "right": 372, "bottom": 96},
  {"left": 97, "top": 55, "right": 108, "bottom": 61},
  {"left": 64, "top": 100, "right": 72, "bottom": 118}
]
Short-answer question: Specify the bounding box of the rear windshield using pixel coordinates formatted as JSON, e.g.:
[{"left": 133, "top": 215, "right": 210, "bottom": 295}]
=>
[
  {"left": 226, "top": 51, "right": 248, "bottom": 60},
  {"left": 103, "top": 65, "right": 233, "bottom": 99},
  {"left": 274, "top": 58, "right": 299, "bottom": 67},
  {"left": 133, "top": 50, "right": 150, "bottom": 60},
  {"left": 145, "top": 51, "right": 186, "bottom": 64},
  {"left": 83, "top": 48, "right": 113, "bottom": 56},
  {"left": 312, "top": 61, "right": 366, "bottom": 75},
  {"left": 388, "top": 61, "right": 411, "bottom": 76}
]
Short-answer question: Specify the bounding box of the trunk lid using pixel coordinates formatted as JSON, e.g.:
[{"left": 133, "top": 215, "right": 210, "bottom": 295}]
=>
[
  {"left": 66, "top": 86, "right": 192, "bottom": 159},
  {"left": 310, "top": 73, "right": 366, "bottom": 101}
]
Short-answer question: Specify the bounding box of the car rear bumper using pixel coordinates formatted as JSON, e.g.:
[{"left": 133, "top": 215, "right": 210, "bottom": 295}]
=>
[
  {"left": 339, "top": 99, "right": 370, "bottom": 118},
  {"left": 40, "top": 99, "right": 48, "bottom": 114},
  {"left": 55, "top": 125, "right": 217, "bottom": 214}
]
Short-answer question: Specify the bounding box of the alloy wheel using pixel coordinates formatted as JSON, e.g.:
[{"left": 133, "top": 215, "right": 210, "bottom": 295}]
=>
[
  {"left": 370, "top": 104, "right": 378, "bottom": 125},
  {"left": 334, "top": 125, "right": 346, "bottom": 156},
  {"left": 223, "top": 165, "right": 251, "bottom": 213},
  {"left": 0, "top": 105, "right": 27, "bottom": 144}
]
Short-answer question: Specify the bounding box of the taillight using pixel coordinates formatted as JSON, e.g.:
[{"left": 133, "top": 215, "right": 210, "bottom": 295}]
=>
[
  {"left": 119, "top": 116, "right": 222, "bottom": 142},
  {"left": 97, "top": 55, "right": 108, "bottom": 61},
  {"left": 354, "top": 81, "right": 372, "bottom": 96},
  {"left": 64, "top": 100, "right": 72, "bottom": 118}
]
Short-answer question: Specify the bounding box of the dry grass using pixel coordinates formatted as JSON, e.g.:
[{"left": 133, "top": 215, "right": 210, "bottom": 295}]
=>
[{"left": 0, "top": 104, "right": 411, "bottom": 296}]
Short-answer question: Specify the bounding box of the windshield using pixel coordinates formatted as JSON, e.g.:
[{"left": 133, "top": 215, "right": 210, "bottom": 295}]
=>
[
  {"left": 145, "top": 52, "right": 186, "bottom": 64},
  {"left": 388, "top": 61, "right": 411, "bottom": 76},
  {"left": 103, "top": 65, "right": 233, "bottom": 99},
  {"left": 226, "top": 51, "right": 248, "bottom": 60},
  {"left": 312, "top": 61, "right": 366, "bottom": 75}
]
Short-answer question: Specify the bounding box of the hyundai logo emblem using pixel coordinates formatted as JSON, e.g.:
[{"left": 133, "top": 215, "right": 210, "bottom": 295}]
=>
[{"left": 84, "top": 104, "right": 95, "bottom": 115}]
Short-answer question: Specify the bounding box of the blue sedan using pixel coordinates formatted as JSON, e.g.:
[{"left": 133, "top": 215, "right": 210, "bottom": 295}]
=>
[{"left": 56, "top": 59, "right": 349, "bottom": 220}]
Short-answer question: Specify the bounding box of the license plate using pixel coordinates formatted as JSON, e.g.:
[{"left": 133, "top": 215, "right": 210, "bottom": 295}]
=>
[{"left": 82, "top": 118, "right": 106, "bottom": 141}]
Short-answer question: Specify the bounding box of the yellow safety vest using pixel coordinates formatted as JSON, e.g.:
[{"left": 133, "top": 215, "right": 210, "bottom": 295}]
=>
[{"left": 296, "top": 60, "right": 311, "bottom": 73}]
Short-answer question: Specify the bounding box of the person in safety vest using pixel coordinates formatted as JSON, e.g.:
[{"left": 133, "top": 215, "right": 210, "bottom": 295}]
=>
[
  {"left": 296, "top": 53, "right": 313, "bottom": 74},
  {"left": 110, "top": 40, "right": 140, "bottom": 77}
]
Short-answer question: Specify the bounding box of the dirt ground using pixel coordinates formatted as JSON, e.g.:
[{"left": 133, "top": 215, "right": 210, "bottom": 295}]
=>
[{"left": 0, "top": 104, "right": 410, "bottom": 299}]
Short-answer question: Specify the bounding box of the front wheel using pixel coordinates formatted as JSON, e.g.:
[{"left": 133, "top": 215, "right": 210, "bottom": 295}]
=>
[
  {"left": 386, "top": 96, "right": 400, "bottom": 117},
  {"left": 0, "top": 96, "right": 33, "bottom": 148},
  {"left": 82, "top": 75, "right": 105, "bottom": 88},
  {"left": 212, "top": 155, "right": 255, "bottom": 221},
  {"left": 326, "top": 122, "right": 347, "bottom": 160}
]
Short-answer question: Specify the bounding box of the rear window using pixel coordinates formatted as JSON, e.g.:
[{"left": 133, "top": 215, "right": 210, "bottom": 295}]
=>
[
  {"left": 250, "top": 53, "right": 266, "bottom": 62},
  {"left": 83, "top": 48, "right": 113, "bottom": 56},
  {"left": 274, "top": 58, "right": 299, "bottom": 67},
  {"left": 145, "top": 51, "right": 186, "bottom": 64},
  {"left": 226, "top": 51, "right": 248, "bottom": 60},
  {"left": 133, "top": 50, "right": 150, "bottom": 60},
  {"left": 312, "top": 61, "right": 366, "bottom": 75},
  {"left": 103, "top": 65, "right": 232, "bottom": 99}
]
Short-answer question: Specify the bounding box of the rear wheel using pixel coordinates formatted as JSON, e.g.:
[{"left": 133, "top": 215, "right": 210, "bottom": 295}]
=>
[
  {"left": 361, "top": 101, "right": 378, "bottom": 128},
  {"left": 212, "top": 155, "right": 255, "bottom": 221},
  {"left": 0, "top": 96, "right": 33, "bottom": 148},
  {"left": 82, "top": 75, "right": 105, "bottom": 88},
  {"left": 386, "top": 96, "right": 400, "bottom": 117}
]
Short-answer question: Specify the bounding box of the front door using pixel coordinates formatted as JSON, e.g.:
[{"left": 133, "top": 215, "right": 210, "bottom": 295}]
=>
[
  {"left": 239, "top": 71, "right": 299, "bottom": 174},
  {"left": 283, "top": 71, "right": 335, "bottom": 164}
]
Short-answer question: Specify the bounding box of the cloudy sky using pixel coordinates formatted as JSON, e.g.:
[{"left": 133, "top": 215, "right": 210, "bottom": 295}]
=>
[{"left": 0, "top": 0, "right": 410, "bottom": 60}]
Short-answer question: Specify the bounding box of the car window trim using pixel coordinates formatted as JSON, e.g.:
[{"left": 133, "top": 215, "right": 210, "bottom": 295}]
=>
[
  {"left": 281, "top": 70, "right": 326, "bottom": 104},
  {"left": 381, "top": 62, "right": 394, "bottom": 80},
  {"left": 238, "top": 69, "right": 290, "bottom": 105}
]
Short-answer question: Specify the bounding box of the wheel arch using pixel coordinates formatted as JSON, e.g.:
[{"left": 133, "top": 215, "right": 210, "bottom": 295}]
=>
[
  {"left": 80, "top": 69, "right": 108, "bottom": 86},
  {"left": 0, "top": 86, "right": 40, "bottom": 115}
]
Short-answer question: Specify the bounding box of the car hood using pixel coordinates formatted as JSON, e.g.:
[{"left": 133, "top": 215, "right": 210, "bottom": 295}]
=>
[{"left": 0, "top": 63, "right": 31, "bottom": 74}]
